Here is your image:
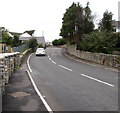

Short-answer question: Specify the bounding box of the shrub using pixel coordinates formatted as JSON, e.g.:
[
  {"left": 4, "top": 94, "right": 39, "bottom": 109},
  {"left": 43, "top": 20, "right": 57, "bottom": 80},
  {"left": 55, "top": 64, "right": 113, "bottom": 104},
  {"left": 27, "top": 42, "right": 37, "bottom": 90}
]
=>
[
  {"left": 27, "top": 38, "right": 38, "bottom": 51},
  {"left": 77, "top": 31, "right": 119, "bottom": 54},
  {"left": 52, "top": 38, "right": 66, "bottom": 46}
]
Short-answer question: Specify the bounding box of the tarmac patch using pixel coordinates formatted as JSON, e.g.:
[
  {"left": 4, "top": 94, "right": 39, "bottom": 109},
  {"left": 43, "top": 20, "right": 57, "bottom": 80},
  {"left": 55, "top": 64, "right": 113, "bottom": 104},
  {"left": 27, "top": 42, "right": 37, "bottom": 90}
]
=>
[{"left": 8, "top": 91, "right": 31, "bottom": 98}]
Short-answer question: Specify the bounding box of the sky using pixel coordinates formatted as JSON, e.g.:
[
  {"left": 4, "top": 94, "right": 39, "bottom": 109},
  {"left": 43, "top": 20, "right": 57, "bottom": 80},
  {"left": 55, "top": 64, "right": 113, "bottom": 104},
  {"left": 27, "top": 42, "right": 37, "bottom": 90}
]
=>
[{"left": 0, "top": 0, "right": 119, "bottom": 42}]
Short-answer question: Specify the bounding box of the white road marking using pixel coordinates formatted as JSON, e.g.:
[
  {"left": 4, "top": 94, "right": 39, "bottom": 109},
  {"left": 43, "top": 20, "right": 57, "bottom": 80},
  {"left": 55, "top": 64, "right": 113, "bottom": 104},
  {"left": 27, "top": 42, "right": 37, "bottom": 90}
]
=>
[
  {"left": 59, "top": 65, "right": 72, "bottom": 71},
  {"left": 48, "top": 55, "right": 51, "bottom": 60},
  {"left": 27, "top": 70, "right": 53, "bottom": 113},
  {"left": 81, "top": 74, "right": 114, "bottom": 87},
  {"left": 27, "top": 53, "right": 33, "bottom": 73},
  {"left": 48, "top": 55, "right": 56, "bottom": 64},
  {"left": 48, "top": 55, "right": 50, "bottom": 58},
  {"left": 51, "top": 60, "right": 56, "bottom": 64},
  {"left": 48, "top": 55, "right": 72, "bottom": 71},
  {"left": 49, "top": 58, "right": 52, "bottom": 61}
]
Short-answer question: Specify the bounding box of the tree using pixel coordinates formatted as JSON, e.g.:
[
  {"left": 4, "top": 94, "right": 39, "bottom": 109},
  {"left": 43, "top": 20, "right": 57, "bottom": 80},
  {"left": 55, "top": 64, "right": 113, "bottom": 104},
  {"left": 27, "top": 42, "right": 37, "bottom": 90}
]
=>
[
  {"left": 83, "top": 2, "right": 94, "bottom": 34},
  {"left": 60, "top": 2, "right": 94, "bottom": 44},
  {"left": 52, "top": 39, "right": 59, "bottom": 46},
  {"left": 77, "top": 31, "right": 117, "bottom": 54},
  {"left": 24, "top": 30, "right": 35, "bottom": 37},
  {"left": 11, "top": 36, "right": 21, "bottom": 47},
  {"left": 98, "top": 10, "right": 114, "bottom": 32},
  {"left": 52, "top": 38, "right": 66, "bottom": 46},
  {"left": 60, "top": 3, "right": 83, "bottom": 43},
  {"left": 2, "top": 28, "right": 13, "bottom": 45}
]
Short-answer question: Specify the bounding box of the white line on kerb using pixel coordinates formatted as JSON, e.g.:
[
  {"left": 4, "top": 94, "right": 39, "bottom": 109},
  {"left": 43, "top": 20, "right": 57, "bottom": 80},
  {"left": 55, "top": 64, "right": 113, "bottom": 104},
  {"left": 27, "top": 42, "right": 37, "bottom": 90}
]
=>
[
  {"left": 81, "top": 74, "right": 114, "bottom": 87},
  {"left": 27, "top": 70, "right": 53, "bottom": 112},
  {"left": 59, "top": 65, "right": 72, "bottom": 71},
  {"left": 27, "top": 53, "right": 33, "bottom": 73}
]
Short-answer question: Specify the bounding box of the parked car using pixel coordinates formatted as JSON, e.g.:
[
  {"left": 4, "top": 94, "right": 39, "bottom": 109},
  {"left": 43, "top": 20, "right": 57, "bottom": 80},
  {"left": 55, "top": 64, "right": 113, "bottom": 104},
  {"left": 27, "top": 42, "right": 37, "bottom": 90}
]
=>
[{"left": 36, "top": 48, "right": 46, "bottom": 56}]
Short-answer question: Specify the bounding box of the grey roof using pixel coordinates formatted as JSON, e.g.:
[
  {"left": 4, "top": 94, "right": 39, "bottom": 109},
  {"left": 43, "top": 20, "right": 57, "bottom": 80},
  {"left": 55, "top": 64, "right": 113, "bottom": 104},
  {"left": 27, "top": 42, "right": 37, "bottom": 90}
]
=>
[
  {"left": 34, "top": 37, "right": 46, "bottom": 46},
  {"left": 19, "top": 36, "right": 46, "bottom": 46},
  {"left": 19, "top": 37, "right": 31, "bottom": 41}
]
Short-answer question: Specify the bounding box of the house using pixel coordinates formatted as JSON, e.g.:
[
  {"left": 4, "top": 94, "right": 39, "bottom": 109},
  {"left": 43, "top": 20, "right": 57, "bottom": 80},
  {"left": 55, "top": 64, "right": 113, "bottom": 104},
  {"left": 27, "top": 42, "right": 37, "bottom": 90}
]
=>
[
  {"left": 113, "top": 21, "right": 120, "bottom": 32},
  {"left": 33, "top": 36, "right": 46, "bottom": 47},
  {"left": 19, "top": 33, "right": 46, "bottom": 47}
]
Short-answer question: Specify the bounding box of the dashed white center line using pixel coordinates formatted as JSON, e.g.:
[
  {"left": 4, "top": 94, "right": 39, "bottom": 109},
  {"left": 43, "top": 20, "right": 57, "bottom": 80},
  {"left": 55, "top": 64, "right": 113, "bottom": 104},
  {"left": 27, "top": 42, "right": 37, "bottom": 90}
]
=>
[
  {"left": 48, "top": 55, "right": 72, "bottom": 71},
  {"left": 49, "top": 58, "right": 52, "bottom": 61},
  {"left": 81, "top": 74, "right": 114, "bottom": 87},
  {"left": 48, "top": 55, "right": 50, "bottom": 58},
  {"left": 59, "top": 65, "right": 72, "bottom": 71},
  {"left": 48, "top": 55, "right": 56, "bottom": 64},
  {"left": 48, "top": 55, "right": 114, "bottom": 87},
  {"left": 51, "top": 60, "right": 56, "bottom": 64},
  {"left": 48, "top": 55, "right": 52, "bottom": 60}
]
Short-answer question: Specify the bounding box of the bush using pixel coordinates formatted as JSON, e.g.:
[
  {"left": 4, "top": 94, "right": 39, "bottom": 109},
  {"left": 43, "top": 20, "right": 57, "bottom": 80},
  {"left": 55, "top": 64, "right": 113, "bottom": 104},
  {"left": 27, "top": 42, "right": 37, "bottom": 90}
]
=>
[
  {"left": 27, "top": 38, "right": 38, "bottom": 52},
  {"left": 77, "top": 31, "right": 119, "bottom": 54},
  {"left": 52, "top": 38, "right": 66, "bottom": 46}
]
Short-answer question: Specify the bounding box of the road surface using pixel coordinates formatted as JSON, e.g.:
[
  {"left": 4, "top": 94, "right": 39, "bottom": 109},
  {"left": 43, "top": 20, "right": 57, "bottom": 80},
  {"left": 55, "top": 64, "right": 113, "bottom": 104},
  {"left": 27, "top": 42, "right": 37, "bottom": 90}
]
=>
[{"left": 29, "top": 47, "right": 118, "bottom": 111}]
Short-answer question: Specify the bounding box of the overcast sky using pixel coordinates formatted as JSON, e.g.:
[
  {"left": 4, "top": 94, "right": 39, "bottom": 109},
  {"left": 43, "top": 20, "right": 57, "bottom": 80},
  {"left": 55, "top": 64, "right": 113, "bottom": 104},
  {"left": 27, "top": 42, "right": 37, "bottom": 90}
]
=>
[{"left": 0, "top": 0, "right": 119, "bottom": 42}]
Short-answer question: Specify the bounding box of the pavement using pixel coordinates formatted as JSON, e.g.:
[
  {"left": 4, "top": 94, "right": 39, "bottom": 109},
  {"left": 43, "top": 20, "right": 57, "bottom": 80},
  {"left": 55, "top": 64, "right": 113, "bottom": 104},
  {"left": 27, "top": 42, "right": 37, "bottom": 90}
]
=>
[{"left": 2, "top": 55, "right": 48, "bottom": 112}]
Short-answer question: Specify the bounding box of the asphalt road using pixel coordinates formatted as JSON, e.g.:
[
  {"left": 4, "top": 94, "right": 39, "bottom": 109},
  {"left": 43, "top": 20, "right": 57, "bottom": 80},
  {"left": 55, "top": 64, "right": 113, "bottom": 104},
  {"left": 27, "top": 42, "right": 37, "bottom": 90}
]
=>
[{"left": 29, "top": 47, "right": 118, "bottom": 111}]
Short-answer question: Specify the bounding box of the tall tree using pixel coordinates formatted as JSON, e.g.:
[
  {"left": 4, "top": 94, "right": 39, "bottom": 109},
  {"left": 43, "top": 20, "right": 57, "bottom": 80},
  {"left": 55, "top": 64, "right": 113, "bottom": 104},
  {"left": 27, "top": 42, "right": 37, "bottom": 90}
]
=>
[
  {"left": 98, "top": 10, "right": 114, "bottom": 32},
  {"left": 83, "top": 2, "right": 94, "bottom": 34},
  {"left": 60, "top": 2, "right": 84, "bottom": 43},
  {"left": 60, "top": 2, "right": 94, "bottom": 44}
]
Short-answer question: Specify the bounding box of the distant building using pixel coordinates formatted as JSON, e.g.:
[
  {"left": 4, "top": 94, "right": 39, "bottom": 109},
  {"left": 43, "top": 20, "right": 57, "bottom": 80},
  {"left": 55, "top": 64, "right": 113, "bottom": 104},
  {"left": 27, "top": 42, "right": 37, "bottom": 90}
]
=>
[
  {"left": 19, "top": 34, "right": 46, "bottom": 47},
  {"left": 113, "top": 21, "right": 120, "bottom": 32},
  {"left": 34, "top": 36, "right": 46, "bottom": 47},
  {"left": 112, "top": 2, "right": 120, "bottom": 32}
]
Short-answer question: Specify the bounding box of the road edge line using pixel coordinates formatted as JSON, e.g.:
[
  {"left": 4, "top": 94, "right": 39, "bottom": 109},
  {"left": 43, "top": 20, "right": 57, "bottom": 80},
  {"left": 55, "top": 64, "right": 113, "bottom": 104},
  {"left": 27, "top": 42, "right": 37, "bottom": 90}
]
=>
[
  {"left": 26, "top": 70, "right": 53, "bottom": 112},
  {"left": 27, "top": 53, "right": 33, "bottom": 72},
  {"left": 27, "top": 54, "right": 53, "bottom": 112}
]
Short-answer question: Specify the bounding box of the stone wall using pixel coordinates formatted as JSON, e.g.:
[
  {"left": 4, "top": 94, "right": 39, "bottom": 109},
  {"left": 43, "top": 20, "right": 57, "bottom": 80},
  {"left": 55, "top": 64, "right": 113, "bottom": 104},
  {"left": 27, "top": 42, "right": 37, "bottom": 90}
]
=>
[{"left": 66, "top": 45, "right": 120, "bottom": 68}]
